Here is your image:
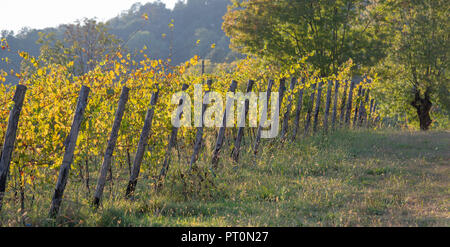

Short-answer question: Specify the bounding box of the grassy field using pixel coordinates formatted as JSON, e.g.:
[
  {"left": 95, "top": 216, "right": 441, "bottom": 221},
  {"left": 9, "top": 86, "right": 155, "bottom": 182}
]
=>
[{"left": 1, "top": 129, "right": 449, "bottom": 226}]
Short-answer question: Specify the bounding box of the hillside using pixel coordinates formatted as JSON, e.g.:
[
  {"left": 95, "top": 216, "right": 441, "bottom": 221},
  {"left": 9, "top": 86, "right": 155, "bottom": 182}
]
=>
[{"left": 0, "top": 0, "right": 238, "bottom": 84}]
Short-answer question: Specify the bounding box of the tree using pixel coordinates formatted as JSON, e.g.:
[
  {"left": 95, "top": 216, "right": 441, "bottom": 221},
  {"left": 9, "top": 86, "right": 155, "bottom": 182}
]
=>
[
  {"left": 64, "top": 19, "right": 120, "bottom": 75},
  {"left": 35, "top": 19, "right": 121, "bottom": 76},
  {"left": 223, "top": 0, "right": 387, "bottom": 76},
  {"left": 376, "top": 0, "right": 449, "bottom": 130},
  {"left": 1, "top": 1, "right": 236, "bottom": 84}
]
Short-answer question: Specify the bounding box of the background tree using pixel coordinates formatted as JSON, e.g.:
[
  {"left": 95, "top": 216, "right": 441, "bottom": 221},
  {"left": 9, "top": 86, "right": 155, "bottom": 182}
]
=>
[
  {"left": 25, "top": 18, "right": 121, "bottom": 79},
  {"left": 374, "top": 0, "right": 449, "bottom": 130},
  {"left": 1, "top": 0, "right": 236, "bottom": 84},
  {"left": 63, "top": 19, "right": 120, "bottom": 75},
  {"left": 223, "top": 0, "right": 388, "bottom": 75}
]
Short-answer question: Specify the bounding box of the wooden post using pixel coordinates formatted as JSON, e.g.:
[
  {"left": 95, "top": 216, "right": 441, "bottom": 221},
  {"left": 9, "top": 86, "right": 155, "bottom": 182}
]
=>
[
  {"left": 323, "top": 80, "right": 333, "bottom": 132},
  {"left": 367, "top": 98, "right": 375, "bottom": 128},
  {"left": 291, "top": 78, "right": 304, "bottom": 141},
  {"left": 49, "top": 85, "right": 90, "bottom": 217},
  {"left": 201, "top": 60, "right": 205, "bottom": 75},
  {"left": 304, "top": 82, "right": 317, "bottom": 135},
  {"left": 359, "top": 89, "right": 370, "bottom": 127},
  {"left": 339, "top": 80, "right": 348, "bottom": 125},
  {"left": 125, "top": 88, "right": 159, "bottom": 198},
  {"left": 189, "top": 79, "right": 213, "bottom": 170},
  {"left": 281, "top": 78, "right": 296, "bottom": 139},
  {"left": 211, "top": 80, "right": 237, "bottom": 170},
  {"left": 159, "top": 84, "right": 189, "bottom": 180},
  {"left": 0, "top": 85, "right": 27, "bottom": 211},
  {"left": 313, "top": 80, "right": 324, "bottom": 133},
  {"left": 93, "top": 86, "right": 129, "bottom": 208},
  {"left": 344, "top": 79, "right": 356, "bottom": 126},
  {"left": 278, "top": 78, "right": 287, "bottom": 116},
  {"left": 357, "top": 88, "right": 366, "bottom": 126},
  {"left": 353, "top": 86, "right": 363, "bottom": 127},
  {"left": 364, "top": 90, "right": 371, "bottom": 126},
  {"left": 331, "top": 80, "right": 340, "bottom": 129},
  {"left": 370, "top": 99, "right": 376, "bottom": 116},
  {"left": 232, "top": 80, "right": 254, "bottom": 162},
  {"left": 254, "top": 79, "right": 274, "bottom": 154},
  {"left": 373, "top": 101, "right": 380, "bottom": 126}
]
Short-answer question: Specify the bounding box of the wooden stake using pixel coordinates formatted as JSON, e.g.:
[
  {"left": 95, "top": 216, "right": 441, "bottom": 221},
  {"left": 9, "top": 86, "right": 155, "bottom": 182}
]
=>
[
  {"left": 254, "top": 79, "right": 274, "bottom": 154},
  {"left": 232, "top": 80, "right": 254, "bottom": 162},
  {"left": 211, "top": 80, "right": 238, "bottom": 169},
  {"left": 281, "top": 78, "right": 296, "bottom": 139},
  {"left": 125, "top": 87, "right": 159, "bottom": 198},
  {"left": 189, "top": 80, "right": 213, "bottom": 170},
  {"left": 0, "top": 85, "right": 27, "bottom": 211},
  {"left": 93, "top": 86, "right": 129, "bottom": 207},
  {"left": 291, "top": 78, "right": 304, "bottom": 141},
  {"left": 331, "top": 80, "right": 340, "bottom": 129},
  {"left": 49, "top": 85, "right": 90, "bottom": 217}
]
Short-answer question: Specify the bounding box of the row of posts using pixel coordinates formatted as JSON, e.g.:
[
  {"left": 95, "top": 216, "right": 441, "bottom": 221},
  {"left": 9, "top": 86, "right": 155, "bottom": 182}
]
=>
[{"left": 0, "top": 76, "right": 378, "bottom": 216}]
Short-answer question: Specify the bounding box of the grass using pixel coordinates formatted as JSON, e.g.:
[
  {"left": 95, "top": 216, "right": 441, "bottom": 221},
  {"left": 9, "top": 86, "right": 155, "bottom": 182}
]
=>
[{"left": 0, "top": 128, "right": 449, "bottom": 226}]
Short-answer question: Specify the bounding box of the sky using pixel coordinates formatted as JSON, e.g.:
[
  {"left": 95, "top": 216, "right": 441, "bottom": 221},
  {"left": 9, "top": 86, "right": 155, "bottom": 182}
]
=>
[{"left": 0, "top": 0, "right": 179, "bottom": 33}]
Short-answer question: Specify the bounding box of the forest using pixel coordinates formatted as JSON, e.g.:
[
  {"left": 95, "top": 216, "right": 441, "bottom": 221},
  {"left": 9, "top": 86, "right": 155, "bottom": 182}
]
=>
[{"left": 0, "top": 0, "right": 448, "bottom": 227}]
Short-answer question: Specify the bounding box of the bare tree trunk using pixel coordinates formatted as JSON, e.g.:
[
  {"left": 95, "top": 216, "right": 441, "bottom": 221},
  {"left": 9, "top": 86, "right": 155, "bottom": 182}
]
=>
[
  {"left": 0, "top": 85, "right": 26, "bottom": 211},
  {"left": 411, "top": 88, "right": 432, "bottom": 130},
  {"left": 49, "top": 86, "right": 90, "bottom": 217},
  {"left": 93, "top": 86, "right": 129, "bottom": 207},
  {"left": 125, "top": 88, "right": 159, "bottom": 198}
]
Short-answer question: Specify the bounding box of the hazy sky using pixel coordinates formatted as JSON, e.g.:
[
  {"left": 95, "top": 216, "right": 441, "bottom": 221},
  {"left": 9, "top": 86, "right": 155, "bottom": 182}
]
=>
[{"left": 0, "top": 0, "right": 179, "bottom": 33}]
